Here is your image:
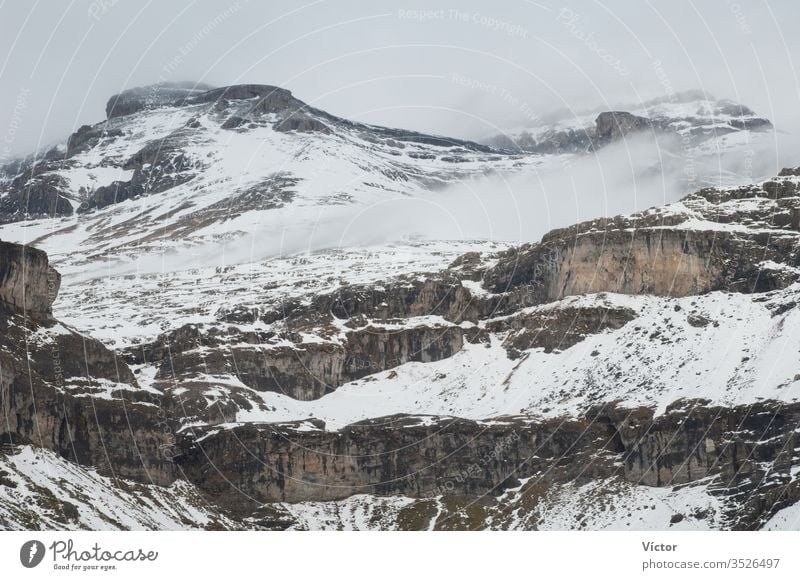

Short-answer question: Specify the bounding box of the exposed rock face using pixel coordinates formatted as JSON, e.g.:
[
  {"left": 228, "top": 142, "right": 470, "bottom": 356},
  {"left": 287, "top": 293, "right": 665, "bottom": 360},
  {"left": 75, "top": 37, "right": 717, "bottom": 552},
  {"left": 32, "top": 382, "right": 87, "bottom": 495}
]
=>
[
  {"left": 220, "top": 115, "right": 248, "bottom": 130},
  {"left": 65, "top": 124, "right": 123, "bottom": 158},
  {"left": 0, "top": 240, "right": 60, "bottom": 316},
  {"left": 485, "top": 228, "right": 789, "bottom": 298},
  {"left": 483, "top": 178, "right": 800, "bottom": 297},
  {"left": 274, "top": 113, "right": 330, "bottom": 134},
  {"left": 0, "top": 311, "right": 176, "bottom": 485},
  {"left": 177, "top": 401, "right": 800, "bottom": 529},
  {"left": 595, "top": 401, "right": 800, "bottom": 529},
  {"left": 105, "top": 81, "right": 215, "bottom": 119},
  {"left": 144, "top": 323, "right": 466, "bottom": 401},
  {"left": 292, "top": 276, "right": 484, "bottom": 325},
  {"left": 597, "top": 402, "right": 800, "bottom": 490},
  {"left": 0, "top": 240, "right": 175, "bottom": 485},
  {"left": 185, "top": 84, "right": 296, "bottom": 110},
  {"left": 78, "top": 175, "right": 146, "bottom": 213},
  {"left": 176, "top": 415, "right": 619, "bottom": 508},
  {"left": 0, "top": 169, "right": 73, "bottom": 223},
  {"left": 243, "top": 87, "right": 299, "bottom": 114},
  {"left": 728, "top": 117, "right": 772, "bottom": 131},
  {"left": 594, "top": 111, "right": 651, "bottom": 141},
  {"left": 487, "top": 92, "right": 773, "bottom": 154},
  {"left": 79, "top": 128, "right": 200, "bottom": 213},
  {"left": 485, "top": 303, "right": 637, "bottom": 355}
]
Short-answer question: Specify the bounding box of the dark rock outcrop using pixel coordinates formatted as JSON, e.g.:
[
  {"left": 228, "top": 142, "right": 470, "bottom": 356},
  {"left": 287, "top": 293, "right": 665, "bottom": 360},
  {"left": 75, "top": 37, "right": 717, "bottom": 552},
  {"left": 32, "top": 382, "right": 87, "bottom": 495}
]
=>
[
  {"left": 295, "top": 276, "right": 484, "bottom": 325},
  {"left": 0, "top": 311, "right": 177, "bottom": 485},
  {"left": 185, "top": 84, "right": 296, "bottom": 110},
  {"left": 105, "top": 81, "right": 215, "bottom": 119},
  {"left": 0, "top": 240, "right": 60, "bottom": 316},
  {"left": 487, "top": 93, "right": 773, "bottom": 154},
  {"left": 274, "top": 113, "right": 330, "bottom": 134},
  {"left": 0, "top": 169, "right": 73, "bottom": 223},
  {"left": 78, "top": 129, "right": 199, "bottom": 213},
  {"left": 65, "top": 124, "right": 123, "bottom": 158},
  {"left": 175, "top": 400, "right": 800, "bottom": 529},
  {"left": 177, "top": 415, "right": 618, "bottom": 508},
  {"left": 0, "top": 240, "right": 176, "bottom": 485},
  {"left": 593, "top": 401, "right": 800, "bottom": 529},
  {"left": 146, "top": 323, "right": 466, "bottom": 401},
  {"left": 594, "top": 111, "right": 652, "bottom": 142},
  {"left": 486, "top": 303, "right": 637, "bottom": 355}
]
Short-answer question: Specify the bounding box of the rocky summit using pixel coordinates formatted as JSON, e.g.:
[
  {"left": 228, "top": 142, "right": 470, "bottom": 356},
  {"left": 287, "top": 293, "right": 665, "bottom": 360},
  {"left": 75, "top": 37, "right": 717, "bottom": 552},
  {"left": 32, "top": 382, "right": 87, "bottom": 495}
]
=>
[
  {"left": 486, "top": 90, "right": 773, "bottom": 156},
  {"left": 0, "top": 83, "right": 799, "bottom": 530}
]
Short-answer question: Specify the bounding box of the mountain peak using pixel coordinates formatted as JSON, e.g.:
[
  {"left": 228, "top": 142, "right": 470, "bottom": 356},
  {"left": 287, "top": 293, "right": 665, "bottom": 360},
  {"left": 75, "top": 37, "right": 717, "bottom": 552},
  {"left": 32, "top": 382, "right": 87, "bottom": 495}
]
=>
[
  {"left": 105, "top": 82, "right": 305, "bottom": 120},
  {"left": 105, "top": 81, "right": 215, "bottom": 119}
]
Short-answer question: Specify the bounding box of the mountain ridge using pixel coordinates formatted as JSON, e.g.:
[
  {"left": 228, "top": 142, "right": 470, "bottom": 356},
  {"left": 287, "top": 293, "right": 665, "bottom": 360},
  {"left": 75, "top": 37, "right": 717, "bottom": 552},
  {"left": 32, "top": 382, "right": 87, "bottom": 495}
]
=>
[
  {"left": 0, "top": 81, "right": 797, "bottom": 531},
  {"left": 2, "top": 160, "right": 800, "bottom": 529}
]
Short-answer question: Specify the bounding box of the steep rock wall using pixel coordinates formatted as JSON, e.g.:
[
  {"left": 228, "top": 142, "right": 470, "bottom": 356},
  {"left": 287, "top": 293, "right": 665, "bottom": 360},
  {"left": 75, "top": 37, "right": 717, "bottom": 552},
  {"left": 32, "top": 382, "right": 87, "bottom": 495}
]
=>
[{"left": 0, "top": 240, "right": 60, "bottom": 315}]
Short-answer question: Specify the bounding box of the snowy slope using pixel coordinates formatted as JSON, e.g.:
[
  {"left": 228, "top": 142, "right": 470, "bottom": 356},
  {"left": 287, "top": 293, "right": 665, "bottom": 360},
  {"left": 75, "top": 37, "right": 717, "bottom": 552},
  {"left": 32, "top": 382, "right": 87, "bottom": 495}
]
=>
[
  {"left": 54, "top": 239, "right": 510, "bottom": 350},
  {"left": 168, "top": 285, "right": 800, "bottom": 431},
  {"left": 493, "top": 91, "right": 772, "bottom": 149},
  {"left": 0, "top": 447, "right": 231, "bottom": 530},
  {"left": 0, "top": 85, "right": 540, "bottom": 282},
  {"left": 268, "top": 477, "right": 729, "bottom": 531},
  {"left": 487, "top": 91, "right": 775, "bottom": 191},
  {"left": 0, "top": 84, "right": 797, "bottom": 531}
]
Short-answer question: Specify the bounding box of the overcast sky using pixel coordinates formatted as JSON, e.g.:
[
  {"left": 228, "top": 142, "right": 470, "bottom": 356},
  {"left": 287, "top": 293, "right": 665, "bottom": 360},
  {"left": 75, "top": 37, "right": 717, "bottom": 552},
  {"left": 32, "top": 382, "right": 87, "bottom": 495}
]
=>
[{"left": 1, "top": 0, "right": 799, "bottom": 159}]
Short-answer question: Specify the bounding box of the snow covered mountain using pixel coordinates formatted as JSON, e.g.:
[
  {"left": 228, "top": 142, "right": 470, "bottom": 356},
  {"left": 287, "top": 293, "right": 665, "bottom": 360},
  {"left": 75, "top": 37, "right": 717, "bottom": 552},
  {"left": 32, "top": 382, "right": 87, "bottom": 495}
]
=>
[
  {"left": 1, "top": 83, "right": 799, "bottom": 531},
  {"left": 0, "top": 82, "right": 534, "bottom": 267},
  {"left": 486, "top": 90, "right": 773, "bottom": 156}
]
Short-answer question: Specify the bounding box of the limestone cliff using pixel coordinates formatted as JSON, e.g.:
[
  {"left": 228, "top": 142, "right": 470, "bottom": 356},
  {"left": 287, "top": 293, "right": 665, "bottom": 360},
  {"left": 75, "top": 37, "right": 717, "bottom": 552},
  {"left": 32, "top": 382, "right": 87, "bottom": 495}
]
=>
[
  {"left": 3, "top": 167, "right": 800, "bottom": 530},
  {"left": 0, "top": 240, "right": 175, "bottom": 485},
  {"left": 0, "top": 240, "right": 60, "bottom": 316}
]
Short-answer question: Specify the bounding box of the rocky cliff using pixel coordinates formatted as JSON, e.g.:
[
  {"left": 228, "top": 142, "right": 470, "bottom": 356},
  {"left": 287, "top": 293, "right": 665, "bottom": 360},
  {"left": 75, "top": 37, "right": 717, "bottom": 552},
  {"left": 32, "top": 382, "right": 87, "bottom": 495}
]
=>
[
  {"left": 165, "top": 168, "right": 799, "bottom": 528},
  {"left": 175, "top": 400, "right": 800, "bottom": 530},
  {"left": 0, "top": 240, "right": 176, "bottom": 486},
  {"left": 0, "top": 240, "right": 60, "bottom": 315},
  {"left": 4, "top": 164, "right": 800, "bottom": 529},
  {"left": 0, "top": 84, "right": 797, "bottom": 531},
  {"left": 484, "top": 179, "right": 800, "bottom": 298}
]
